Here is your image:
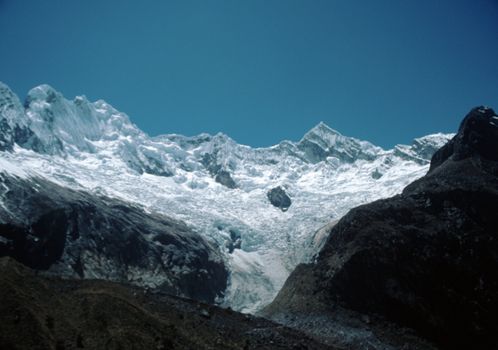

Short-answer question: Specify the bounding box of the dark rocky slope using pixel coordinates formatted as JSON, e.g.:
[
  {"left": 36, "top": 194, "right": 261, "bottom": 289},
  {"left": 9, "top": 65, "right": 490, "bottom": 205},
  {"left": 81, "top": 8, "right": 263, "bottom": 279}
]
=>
[
  {"left": 262, "top": 107, "right": 498, "bottom": 349},
  {"left": 0, "top": 257, "right": 333, "bottom": 350},
  {"left": 0, "top": 175, "right": 227, "bottom": 304}
]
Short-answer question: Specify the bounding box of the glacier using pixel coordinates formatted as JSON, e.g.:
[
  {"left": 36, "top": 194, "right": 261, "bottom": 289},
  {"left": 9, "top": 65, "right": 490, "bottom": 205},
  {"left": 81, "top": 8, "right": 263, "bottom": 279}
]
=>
[{"left": 0, "top": 82, "right": 453, "bottom": 313}]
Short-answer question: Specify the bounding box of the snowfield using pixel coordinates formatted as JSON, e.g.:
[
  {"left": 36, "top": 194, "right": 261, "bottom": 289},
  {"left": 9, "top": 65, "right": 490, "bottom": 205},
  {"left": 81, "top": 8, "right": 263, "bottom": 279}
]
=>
[{"left": 0, "top": 82, "right": 453, "bottom": 313}]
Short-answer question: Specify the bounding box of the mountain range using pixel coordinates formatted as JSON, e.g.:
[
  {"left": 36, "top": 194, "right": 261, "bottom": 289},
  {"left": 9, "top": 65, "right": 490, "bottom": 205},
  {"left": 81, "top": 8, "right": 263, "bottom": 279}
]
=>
[
  {"left": 0, "top": 82, "right": 453, "bottom": 313},
  {"left": 1, "top": 82, "right": 498, "bottom": 349}
]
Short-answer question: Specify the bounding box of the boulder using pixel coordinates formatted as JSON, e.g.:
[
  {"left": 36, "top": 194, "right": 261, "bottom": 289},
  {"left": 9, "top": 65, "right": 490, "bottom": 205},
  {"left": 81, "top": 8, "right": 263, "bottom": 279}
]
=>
[{"left": 267, "top": 186, "right": 291, "bottom": 211}]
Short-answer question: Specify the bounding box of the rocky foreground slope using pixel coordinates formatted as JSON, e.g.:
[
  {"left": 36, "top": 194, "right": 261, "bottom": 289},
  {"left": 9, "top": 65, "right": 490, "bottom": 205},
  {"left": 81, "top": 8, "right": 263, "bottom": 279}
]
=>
[
  {"left": 0, "top": 257, "right": 332, "bottom": 350},
  {"left": 262, "top": 107, "right": 498, "bottom": 349}
]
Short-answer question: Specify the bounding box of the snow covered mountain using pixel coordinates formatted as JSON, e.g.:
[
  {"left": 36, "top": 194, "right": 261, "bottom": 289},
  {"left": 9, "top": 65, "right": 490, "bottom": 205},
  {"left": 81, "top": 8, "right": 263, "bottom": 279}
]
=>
[{"left": 0, "top": 82, "right": 453, "bottom": 313}]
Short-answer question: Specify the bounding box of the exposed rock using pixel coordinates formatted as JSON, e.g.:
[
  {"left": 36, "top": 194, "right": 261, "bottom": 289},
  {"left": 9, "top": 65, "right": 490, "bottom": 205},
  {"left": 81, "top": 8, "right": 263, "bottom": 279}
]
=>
[
  {"left": 201, "top": 152, "right": 238, "bottom": 189},
  {"left": 371, "top": 168, "right": 383, "bottom": 179},
  {"left": 225, "top": 229, "right": 242, "bottom": 253},
  {"left": 215, "top": 170, "right": 237, "bottom": 189},
  {"left": 0, "top": 175, "right": 228, "bottom": 304},
  {"left": 429, "top": 106, "right": 498, "bottom": 171},
  {"left": 263, "top": 107, "right": 498, "bottom": 349},
  {"left": 201, "top": 152, "right": 221, "bottom": 175},
  {"left": 267, "top": 186, "right": 291, "bottom": 211}
]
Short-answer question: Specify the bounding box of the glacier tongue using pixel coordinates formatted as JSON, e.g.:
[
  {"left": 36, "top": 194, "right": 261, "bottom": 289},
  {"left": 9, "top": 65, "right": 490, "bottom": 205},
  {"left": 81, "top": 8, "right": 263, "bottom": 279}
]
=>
[{"left": 0, "top": 82, "right": 454, "bottom": 313}]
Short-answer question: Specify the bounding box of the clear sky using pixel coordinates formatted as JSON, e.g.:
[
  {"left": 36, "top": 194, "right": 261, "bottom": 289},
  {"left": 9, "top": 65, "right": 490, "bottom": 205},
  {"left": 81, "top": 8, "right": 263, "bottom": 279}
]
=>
[{"left": 1, "top": 0, "right": 497, "bottom": 148}]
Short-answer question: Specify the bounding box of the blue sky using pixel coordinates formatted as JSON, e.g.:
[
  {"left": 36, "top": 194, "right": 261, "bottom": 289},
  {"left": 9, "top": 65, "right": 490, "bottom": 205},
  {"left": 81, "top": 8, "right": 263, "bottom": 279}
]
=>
[{"left": 1, "top": 0, "right": 497, "bottom": 148}]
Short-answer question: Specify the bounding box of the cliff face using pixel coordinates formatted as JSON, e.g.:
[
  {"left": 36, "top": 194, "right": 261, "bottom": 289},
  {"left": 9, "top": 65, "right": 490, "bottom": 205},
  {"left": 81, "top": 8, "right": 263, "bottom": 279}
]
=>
[
  {"left": 263, "top": 107, "right": 498, "bottom": 350},
  {"left": 0, "top": 175, "right": 228, "bottom": 304}
]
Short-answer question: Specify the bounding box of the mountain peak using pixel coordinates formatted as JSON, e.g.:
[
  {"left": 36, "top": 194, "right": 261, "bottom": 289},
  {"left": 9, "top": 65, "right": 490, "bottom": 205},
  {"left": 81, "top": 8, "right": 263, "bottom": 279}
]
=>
[
  {"left": 0, "top": 81, "right": 12, "bottom": 91},
  {"left": 297, "top": 121, "right": 381, "bottom": 163},
  {"left": 303, "top": 121, "right": 341, "bottom": 140},
  {"left": 25, "top": 84, "right": 62, "bottom": 107},
  {"left": 0, "top": 82, "right": 25, "bottom": 124},
  {"left": 429, "top": 106, "right": 498, "bottom": 172}
]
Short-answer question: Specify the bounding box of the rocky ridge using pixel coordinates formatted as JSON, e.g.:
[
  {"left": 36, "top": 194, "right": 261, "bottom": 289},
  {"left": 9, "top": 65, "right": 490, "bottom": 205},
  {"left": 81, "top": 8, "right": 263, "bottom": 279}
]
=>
[{"left": 262, "top": 107, "right": 498, "bottom": 349}]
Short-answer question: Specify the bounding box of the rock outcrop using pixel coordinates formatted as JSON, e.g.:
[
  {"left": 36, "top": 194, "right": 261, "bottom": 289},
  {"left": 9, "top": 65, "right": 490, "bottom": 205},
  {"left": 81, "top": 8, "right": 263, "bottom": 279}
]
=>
[
  {"left": 267, "top": 186, "right": 291, "bottom": 211},
  {"left": 0, "top": 175, "right": 228, "bottom": 304},
  {"left": 215, "top": 170, "right": 237, "bottom": 189}
]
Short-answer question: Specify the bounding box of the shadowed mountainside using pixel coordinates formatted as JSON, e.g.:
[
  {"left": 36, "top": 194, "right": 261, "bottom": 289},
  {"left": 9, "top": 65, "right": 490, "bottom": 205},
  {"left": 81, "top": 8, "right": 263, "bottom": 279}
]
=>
[
  {"left": 0, "top": 175, "right": 227, "bottom": 304},
  {"left": 262, "top": 107, "right": 498, "bottom": 350}
]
